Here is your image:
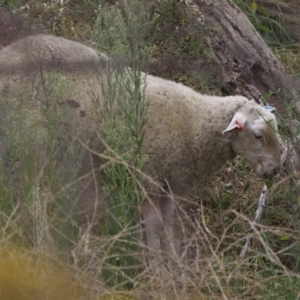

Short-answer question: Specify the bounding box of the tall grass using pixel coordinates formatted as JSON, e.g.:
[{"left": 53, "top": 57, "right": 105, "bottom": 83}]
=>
[
  {"left": 233, "top": 0, "right": 294, "bottom": 46},
  {"left": 0, "top": 0, "right": 300, "bottom": 299},
  {"left": 0, "top": 72, "right": 86, "bottom": 250},
  {"left": 88, "top": 0, "right": 156, "bottom": 288}
]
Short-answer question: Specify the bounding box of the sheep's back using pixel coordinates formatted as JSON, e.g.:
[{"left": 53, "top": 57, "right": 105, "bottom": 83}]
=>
[{"left": 0, "top": 34, "right": 100, "bottom": 75}]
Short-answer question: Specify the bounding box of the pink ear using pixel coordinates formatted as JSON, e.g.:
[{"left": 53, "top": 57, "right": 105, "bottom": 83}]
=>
[
  {"left": 222, "top": 112, "right": 247, "bottom": 134},
  {"left": 235, "top": 120, "right": 243, "bottom": 130}
]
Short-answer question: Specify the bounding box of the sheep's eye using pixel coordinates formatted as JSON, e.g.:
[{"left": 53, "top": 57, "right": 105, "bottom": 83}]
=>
[{"left": 254, "top": 133, "right": 263, "bottom": 139}]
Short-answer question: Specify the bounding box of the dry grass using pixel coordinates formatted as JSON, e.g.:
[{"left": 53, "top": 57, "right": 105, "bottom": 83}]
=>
[
  {"left": 0, "top": 156, "right": 299, "bottom": 300},
  {"left": 0, "top": 1, "right": 300, "bottom": 299}
]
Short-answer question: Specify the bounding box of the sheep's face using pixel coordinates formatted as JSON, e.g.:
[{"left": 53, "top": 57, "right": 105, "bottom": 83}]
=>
[{"left": 223, "top": 107, "right": 281, "bottom": 179}]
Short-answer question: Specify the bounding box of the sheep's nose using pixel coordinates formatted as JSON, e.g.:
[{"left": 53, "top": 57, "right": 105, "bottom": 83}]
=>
[
  {"left": 266, "top": 167, "right": 280, "bottom": 178},
  {"left": 263, "top": 165, "right": 280, "bottom": 179},
  {"left": 273, "top": 166, "right": 280, "bottom": 176}
]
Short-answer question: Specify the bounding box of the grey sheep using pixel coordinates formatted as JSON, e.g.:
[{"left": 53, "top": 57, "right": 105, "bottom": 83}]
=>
[{"left": 0, "top": 35, "right": 281, "bottom": 270}]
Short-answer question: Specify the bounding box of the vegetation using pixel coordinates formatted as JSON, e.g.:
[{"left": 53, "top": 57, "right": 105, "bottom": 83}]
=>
[
  {"left": 92, "top": 0, "right": 153, "bottom": 287},
  {"left": 0, "top": 0, "right": 299, "bottom": 299}
]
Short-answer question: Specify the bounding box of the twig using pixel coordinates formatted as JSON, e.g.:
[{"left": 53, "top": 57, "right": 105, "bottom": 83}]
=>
[
  {"left": 240, "top": 185, "right": 268, "bottom": 258},
  {"left": 240, "top": 142, "right": 288, "bottom": 258}
]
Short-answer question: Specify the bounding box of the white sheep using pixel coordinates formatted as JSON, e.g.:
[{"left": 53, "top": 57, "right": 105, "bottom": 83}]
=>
[
  {"left": 0, "top": 35, "right": 281, "bottom": 270},
  {"left": 141, "top": 81, "right": 281, "bottom": 267}
]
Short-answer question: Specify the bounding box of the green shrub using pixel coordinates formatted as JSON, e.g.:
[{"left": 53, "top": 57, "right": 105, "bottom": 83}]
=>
[{"left": 92, "top": 0, "right": 155, "bottom": 288}]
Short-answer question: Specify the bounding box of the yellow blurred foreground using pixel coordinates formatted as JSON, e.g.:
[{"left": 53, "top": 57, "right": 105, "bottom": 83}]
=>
[
  {"left": 0, "top": 247, "right": 135, "bottom": 300},
  {"left": 0, "top": 247, "right": 84, "bottom": 300}
]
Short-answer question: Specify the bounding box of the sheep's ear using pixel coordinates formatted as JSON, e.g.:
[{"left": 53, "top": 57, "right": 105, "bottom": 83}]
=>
[{"left": 222, "top": 112, "right": 247, "bottom": 134}]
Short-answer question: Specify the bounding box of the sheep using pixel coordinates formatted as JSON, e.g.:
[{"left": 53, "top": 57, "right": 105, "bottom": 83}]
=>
[
  {"left": 0, "top": 34, "right": 281, "bottom": 270},
  {"left": 140, "top": 78, "right": 281, "bottom": 267}
]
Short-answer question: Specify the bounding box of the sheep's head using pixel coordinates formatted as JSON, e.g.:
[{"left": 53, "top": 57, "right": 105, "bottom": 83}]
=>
[{"left": 223, "top": 104, "right": 281, "bottom": 179}]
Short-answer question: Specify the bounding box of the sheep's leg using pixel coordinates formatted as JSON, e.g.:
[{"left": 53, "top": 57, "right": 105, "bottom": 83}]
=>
[
  {"left": 159, "top": 190, "right": 178, "bottom": 260},
  {"left": 141, "top": 195, "right": 163, "bottom": 272}
]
